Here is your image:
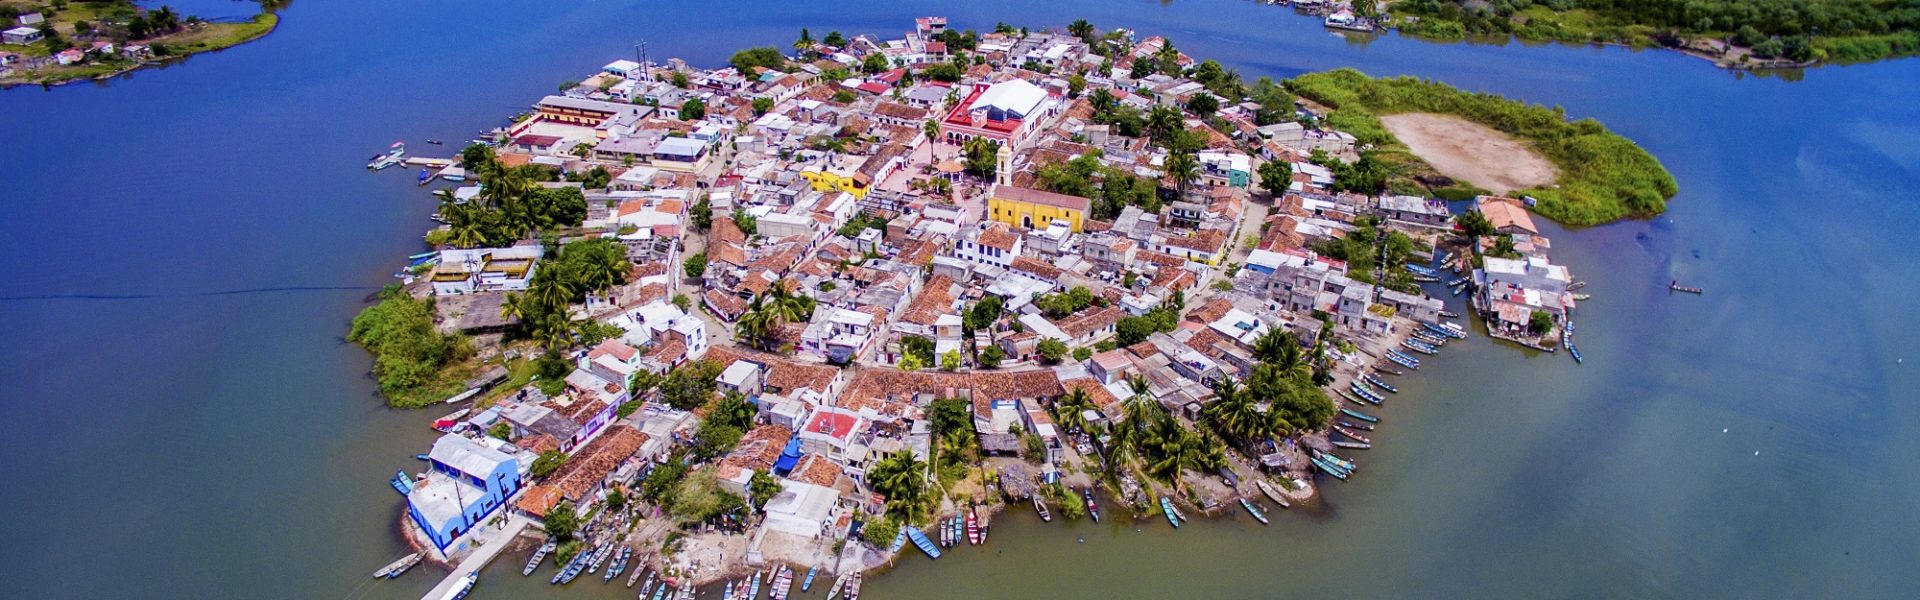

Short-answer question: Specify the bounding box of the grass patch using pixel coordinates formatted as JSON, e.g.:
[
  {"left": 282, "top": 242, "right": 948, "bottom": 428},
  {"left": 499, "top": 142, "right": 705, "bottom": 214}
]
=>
[
  {"left": 1286, "top": 68, "right": 1677, "bottom": 225},
  {"left": 163, "top": 13, "right": 279, "bottom": 55}
]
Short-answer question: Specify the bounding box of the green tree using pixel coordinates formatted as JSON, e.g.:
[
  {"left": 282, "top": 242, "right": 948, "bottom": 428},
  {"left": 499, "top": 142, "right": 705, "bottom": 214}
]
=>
[
  {"left": 680, "top": 97, "right": 706, "bottom": 121},
  {"left": 823, "top": 31, "right": 847, "bottom": 47},
  {"left": 980, "top": 345, "right": 1005, "bottom": 368},
  {"left": 1072, "top": 347, "right": 1093, "bottom": 362},
  {"left": 748, "top": 469, "right": 782, "bottom": 509},
  {"left": 487, "top": 421, "right": 513, "bottom": 441},
  {"left": 898, "top": 352, "right": 926, "bottom": 372},
  {"left": 1036, "top": 338, "right": 1069, "bottom": 364},
  {"left": 1529, "top": 310, "right": 1554, "bottom": 335},
  {"left": 1054, "top": 387, "right": 1095, "bottom": 434},
  {"left": 660, "top": 360, "right": 724, "bottom": 410},
  {"left": 861, "top": 52, "right": 889, "bottom": 74},
  {"left": 729, "top": 47, "right": 788, "bottom": 73},
  {"left": 1258, "top": 160, "right": 1293, "bottom": 197},
  {"left": 940, "top": 350, "right": 964, "bottom": 371},
  {"left": 867, "top": 450, "right": 930, "bottom": 522},
  {"left": 530, "top": 450, "right": 568, "bottom": 477},
  {"left": 690, "top": 194, "right": 713, "bottom": 231},
  {"left": 1455, "top": 209, "right": 1495, "bottom": 237},
  {"left": 965, "top": 296, "right": 1003, "bottom": 331},
  {"left": 752, "top": 96, "right": 774, "bottom": 115},
  {"left": 669, "top": 468, "right": 745, "bottom": 523},
  {"left": 544, "top": 501, "right": 582, "bottom": 540},
  {"left": 1185, "top": 94, "right": 1220, "bottom": 119},
  {"left": 683, "top": 252, "right": 708, "bottom": 279}
]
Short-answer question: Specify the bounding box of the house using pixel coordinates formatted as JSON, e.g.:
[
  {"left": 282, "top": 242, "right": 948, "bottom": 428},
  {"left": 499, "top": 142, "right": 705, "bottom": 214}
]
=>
[
  {"left": 718, "top": 361, "right": 765, "bottom": 397},
  {"left": 760, "top": 479, "right": 841, "bottom": 538},
  {"left": 406, "top": 434, "right": 522, "bottom": 553},
  {"left": 1474, "top": 255, "right": 1572, "bottom": 334},
  {"left": 1378, "top": 195, "right": 1452, "bottom": 227},
  {"left": 988, "top": 184, "right": 1089, "bottom": 232},
  {"left": 542, "top": 425, "right": 648, "bottom": 508},
  {"left": 3, "top": 27, "right": 42, "bottom": 46},
  {"left": 603, "top": 59, "right": 644, "bottom": 79},
  {"left": 797, "top": 407, "right": 866, "bottom": 462},
  {"left": 952, "top": 222, "right": 1022, "bottom": 269},
  {"left": 1476, "top": 195, "right": 1539, "bottom": 235},
  {"left": 939, "top": 78, "right": 1058, "bottom": 148},
  {"left": 429, "top": 245, "right": 541, "bottom": 295},
  {"left": 533, "top": 95, "right": 648, "bottom": 128}
]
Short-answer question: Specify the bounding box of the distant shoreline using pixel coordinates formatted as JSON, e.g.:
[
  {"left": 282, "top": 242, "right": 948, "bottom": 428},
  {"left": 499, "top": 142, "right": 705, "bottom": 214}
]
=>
[{"left": 0, "top": 10, "right": 280, "bottom": 89}]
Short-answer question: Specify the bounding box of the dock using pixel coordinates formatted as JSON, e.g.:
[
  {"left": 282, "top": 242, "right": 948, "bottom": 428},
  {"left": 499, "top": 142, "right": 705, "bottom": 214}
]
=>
[
  {"left": 404, "top": 157, "right": 455, "bottom": 167},
  {"left": 420, "top": 513, "right": 531, "bottom": 600}
]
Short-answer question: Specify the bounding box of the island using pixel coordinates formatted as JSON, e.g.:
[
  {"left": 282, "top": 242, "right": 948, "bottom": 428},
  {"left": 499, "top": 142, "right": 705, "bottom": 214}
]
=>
[
  {"left": 1280, "top": 0, "right": 1919, "bottom": 69},
  {"left": 0, "top": 0, "right": 281, "bottom": 87},
  {"left": 349, "top": 17, "right": 1673, "bottom": 597}
]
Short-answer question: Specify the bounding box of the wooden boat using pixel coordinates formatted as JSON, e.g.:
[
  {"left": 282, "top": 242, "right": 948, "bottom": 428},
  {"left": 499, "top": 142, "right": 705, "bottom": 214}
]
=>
[
  {"left": 777, "top": 565, "right": 796, "bottom": 600},
  {"left": 523, "top": 541, "right": 555, "bottom": 576},
  {"left": 1572, "top": 293, "right": 1591, "bottom": 301},
  {"left": 1363, "top": 374, "right": 1397, "bottom": 393},
  {"left": 1160, "top": 497, "right": 1181, "bottom": 528},
  {"left": 1411, "top": 331, "right": 1449, "bottom": 346},
  {"left": 430, "top": 407, "right": 470, "bottom": 432},
  {"left": 801, "top": 567, "right": 817, "bottom": 592},
  {"left": 1402, "top": 340, "right": 1438, "bottom": 355},
  {"left": 1340, "top": 390, "right": 1373, "bottom": 408},
  {"left": 1569, "top": 343, "right": 1583, "bottom": 364},
  {"left": 390, "top": 470, "right": 414, "bottom": 496},
  {"left": 605, "top": 546, "right": 630, "bottom": 582},
  {"left": 1338, "top": 419, "right": 1375, "bottom": 432},
  {"left": 1439, "top": 310, "right": 1460, "bottom": 318},
  {"left": 1085, "top": 488, "right": 1101, "bottom": 522},
  {"left": 1240, "top": 498, "right": 1269, "bottom": 525},
  {"left": 1349, "top": 383, "right": 1384, "bottom": 404},
  {"left": 629, "top": 564, "right": 647, "bottom": 588},
  {"left": 1311, "top": 456, "right": 1350, "bottom": 479},
  {"left": 1412, "top": 274, "right": 1441, "bottom": 283},
  {"left": 1450, "top": 283, "right": 1467, "bottom": 296},
  {"left": 887, "top": 529, "right": 907, "bottom": 554},
  {"left": 1446, "top": 277, "right": 1466, "bottom": 286},
  {"left": 587, "top": 543, "right": 611, "bottom": 574},
  {"left": 1334, "top": 426, "right": 1372, "bottom": 444},
  {"left": 1669, "top": 280, "right": 1703, "bottom": 294},
  {"left": 1033, "top": 496, "right": 1052, "bottom": 522},
  {"left": 1383, "top": 351, "right": 1420, "bottom": 370},
  {"left": 1318, "top": 451, "right": 1357, "bottom": 472},
  {"left": 1340, "top": 407, "right": 1380, "bottom": 423},
  {"left": 825, "top": 575, "right": 847, "bottom": 600},
  {"left": 373, "top": 551, "right": 422, "bottom": 578},
  {"left": 1255, "top": 479, "right": 1291, "bottom": 509},
  {"left": 1332, "top": 440, "right": 1372, "bottom": 450},
  {"left": 939, "top": 515, "right": 951, "bottom": 547},
  {"left": 748, "top": 569, "right": 761, "bottom": 599},
  {"left": 554, "top": 550, "right": 587, "bottom": 585},
  {"left": 1403, "top": 263, "right": 1438, "bottom": 277},
  {"left": 1374, "top": 366, "right": 1404, "bottom": 376},
  {"left": 648, "top": 581, "right": 665, "bottom": 600},
  {"left": 965, "top": 509, "right": 980, "bottom": 545},
  {"left": 846, "top": 573, "right": 862, "bottom": 600},
  {"left": 907, "top": 526, "right": 942, "bottom": 559},
  {"left": 1441, "top": 322, "right": 1470, "bottom": 339},
  {"left": 722, "top": 579, "right": 736, "bottom": 600},
  {"left": 1568, "top": 280, "right": 1588, "bottom": 290},
  {"left": 951, "top": 515, "right": 963, "bottom": 547},
  {"left": 1168, "top": 499, "right": 1188, "bottom": 523},
  {"left": 640, "top": 571, "right": 656, "bottom": 596}
]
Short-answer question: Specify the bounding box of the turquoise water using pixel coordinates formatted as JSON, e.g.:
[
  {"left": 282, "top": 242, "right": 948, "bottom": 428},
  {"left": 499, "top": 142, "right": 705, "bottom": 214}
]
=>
[{"left": 1, "top": 1, "right": 1915, "bottom": 598}]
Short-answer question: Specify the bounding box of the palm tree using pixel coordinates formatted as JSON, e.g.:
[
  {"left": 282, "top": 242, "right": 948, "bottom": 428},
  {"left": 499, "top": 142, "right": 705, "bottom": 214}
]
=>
[
  {"left": 923, "top": 119, "right": 941, "bottom": 147},
  {"left": 1068, "top": 19, "right": 1094, "bottom": 41},
  {"left": 734, "top": 295, "right": 773, "bottom": 349},
  {"left": 793, "top": 28, "right": 815, "bottom": 58},
  {"left": 499, "top": 292, "right": 529, "bottom": 322},
  {"left": 1164, "top": 150, "right": 1199, "bottom": 199},
  {"left": 1146, "top": 105, "right": 1183, "bottom": 144},
  {"left": 1088, "top": 88, "right": 1115, "bottom": 113},
  {"left": 1203, "top": 378, "right": 1272, "bottom": 449},
  {"left": 868, "top": 450, "right": 928, "bottom": 522},
  {"left": 1054, "top": 388, "right": 1094, "bottom": 434}
]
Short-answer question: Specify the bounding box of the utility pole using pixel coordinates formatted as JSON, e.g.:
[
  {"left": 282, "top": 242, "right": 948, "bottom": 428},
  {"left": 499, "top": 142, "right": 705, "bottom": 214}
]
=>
[{"left": 634, "top": 40, "right": 650, "bottom": 79}]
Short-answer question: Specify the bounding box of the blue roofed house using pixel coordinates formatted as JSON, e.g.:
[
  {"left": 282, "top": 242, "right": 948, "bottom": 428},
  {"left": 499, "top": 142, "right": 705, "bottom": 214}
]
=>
[{"left": 407, "top": 434, "right": 524, "bottom": 556}]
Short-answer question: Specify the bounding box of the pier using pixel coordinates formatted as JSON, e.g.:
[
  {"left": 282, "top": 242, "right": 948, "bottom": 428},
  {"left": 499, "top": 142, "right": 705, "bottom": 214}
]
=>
[{"left": 420, "top": 513, "right": 531, "bottom": 600}]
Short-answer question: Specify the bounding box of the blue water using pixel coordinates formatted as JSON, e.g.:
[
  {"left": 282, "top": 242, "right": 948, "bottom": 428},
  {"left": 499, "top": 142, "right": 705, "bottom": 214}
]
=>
[{"left": 1, "top": 1, "right": 1914, "bottom": 598}]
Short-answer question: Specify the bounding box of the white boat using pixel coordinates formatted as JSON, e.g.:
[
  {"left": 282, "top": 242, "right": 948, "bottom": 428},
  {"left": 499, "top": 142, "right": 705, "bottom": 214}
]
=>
[
  {"left": 439, "top": 572, "right": 477, "bottom": 600},
  {"left": 368, "top": 142, "right": 406, "bottom": 170},
  {"left": 1255, "top": 480, "right": 1292, "bottom": 509}
]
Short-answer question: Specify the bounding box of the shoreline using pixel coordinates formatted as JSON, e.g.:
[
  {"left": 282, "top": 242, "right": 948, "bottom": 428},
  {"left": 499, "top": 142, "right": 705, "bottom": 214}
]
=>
[{"left": 0, "top": 12, "right": 281, "bottom": 89}]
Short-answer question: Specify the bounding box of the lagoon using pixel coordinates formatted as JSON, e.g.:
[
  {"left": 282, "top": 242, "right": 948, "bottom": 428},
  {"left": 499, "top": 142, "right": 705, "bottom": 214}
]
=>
[{"left": 0, "top": 0, "right": 1915, "bottom": 598}]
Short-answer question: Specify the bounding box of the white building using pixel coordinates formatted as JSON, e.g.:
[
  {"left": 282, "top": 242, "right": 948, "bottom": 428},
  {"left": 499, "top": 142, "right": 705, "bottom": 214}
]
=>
[{"left": 429, "top": 245, "right": 542, "bottom": 295}]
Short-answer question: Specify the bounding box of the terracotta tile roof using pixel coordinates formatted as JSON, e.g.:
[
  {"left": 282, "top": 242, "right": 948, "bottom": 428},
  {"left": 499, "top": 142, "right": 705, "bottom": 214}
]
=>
[
  {"left": 547, "top": 398, "right": 610, "bottom": 424},
  {"left": 704, "top": 289, "right": 748, "bottom": 320},
  {"left": 515, "top": 434, "right": 560, "bottom": 454},
  {"left": 1187, "top": 297, "right": 1233, "bottom": 325},
  {"left": 714, "top": 216, "right": 747, "bottom": 245},
  {"left": 644, "top": 339, "right": 687, "bottom": 364},
  {"left": 995, "top": 185, "right": 1092, "bottom": 212},
  {"left": 1137, "top": 250, "right": 1187, "bottom": 269},
  {"left": 1010, "top": 256, "right": 1063, "bottom": 281},
  {"left": 1054, "top": 306, "right": 1124, "bottom": 338},
  {"left": 589, "top": 339, "right": 639, "bottom": 362},
  {"left": 873, "top": 101, "right": 929, "bottom": 121},
  {"left": 898, "top": 235, "right": 945, "bottom": 268},
  {"left": 720, "top": 424, "right": 794, "bottom": 473},
  {"left": 512, "top": 484, "right": 564, "bottom": 517},
  {"left": 901, "top": 275, "right": 955, "bottom": 326},
  {"left": 1259, "top": 215, "right": 1306, "bottom": 252},
  {"left": 1163, "top": 228, "right": 1227, "bottom": 253},
  {"left": 789, "top": 454, "right": 843, "bottom": 486},
  {"left": 547, "top": 425, "right": 647, "bottom": 500},
  {"left": 705, "top": 346, "right": 840, "bottom": 394},
  {"left": 977, "top": 223, "right": 1019, "bottom": 252},
  {"left": 840, "top": 368, "right": 1064, "bottom": 410}
]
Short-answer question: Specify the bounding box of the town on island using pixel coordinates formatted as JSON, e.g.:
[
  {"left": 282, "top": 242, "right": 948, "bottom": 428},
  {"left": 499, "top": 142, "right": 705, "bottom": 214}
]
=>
[
  {"left": 0, "top": 0, "right": 282, "bottom": 87},
  {"left": 347, "top": 17, "right": 1678, "bottom": 600}
]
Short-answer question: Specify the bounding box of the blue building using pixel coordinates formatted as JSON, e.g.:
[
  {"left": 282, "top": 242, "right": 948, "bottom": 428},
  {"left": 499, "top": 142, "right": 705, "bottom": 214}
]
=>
[{"left": 407, "top": 434, "right": 522, "bottom": 553}]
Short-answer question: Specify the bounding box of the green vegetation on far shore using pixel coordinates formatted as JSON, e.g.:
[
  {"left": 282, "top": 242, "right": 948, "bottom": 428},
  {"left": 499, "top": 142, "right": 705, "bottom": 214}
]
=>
[
  {"left": 1286, "top": 68, "right": 1678, "bottom": 226},
  {"left": 0, "top": 1, "right": 281, "bottom": 86},
  {"left": 1390, "top": 0, "right": 1920, "bottom": 67}
]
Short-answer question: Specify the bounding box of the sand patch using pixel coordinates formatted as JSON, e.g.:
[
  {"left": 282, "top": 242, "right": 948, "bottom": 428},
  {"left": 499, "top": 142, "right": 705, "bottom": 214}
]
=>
[{"left": 1380, "top": 113, "right": 1558, "bottom": 194}]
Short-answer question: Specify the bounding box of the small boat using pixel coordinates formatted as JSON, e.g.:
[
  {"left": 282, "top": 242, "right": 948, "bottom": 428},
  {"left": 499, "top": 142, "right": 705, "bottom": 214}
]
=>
[
  {"left": 373, "top": 552, "right": 422, "bottom": 578},
  {"left": 775, "top": 565, "right": 795, "bottom": 600},
  {"left": 587, "top": 544, "right": 611, "bottom": 574},
  {"left": 1255, "top": 480, "right": 1291, "bottom": 509},
  {"left": 1340, "top": 390, "right": 1372, "bottom": 408},
  {"left": 1450, "top": 283, "right": 1467, "bottom": 296},
  {"left": 427, "top": 139, "right": 444, "bottom": 145},
  {"left": 408, "top": 250, "right": 438, "bottom": 260},
  {"left": 1319, "top": 451, "right": 1357, "bottom": 472},
  {"left": 722, "top": 579, "right": 736, "bottom": 600},
  {"left": 938, "top": 515, "right": 951, "bottom": 547},
  {"left": 1167, "top": 499, "right": 1188, "bottom": 523},
  {"left": 648, "top": 580, "right": 664, "bottom": 600},
  {"left": 524, "top": 541, "right": 555, "bottom": 576},
  {"left": 1240, "top": 497, "right": 1269, "bottom": 524},
  {"left": 966, "top": 509, "right": 980, "bottom": 545},
  {"left": 953, "top": 514, "right": 963, "bottom": 544},
  {"left": 629, "top": 563, "right": 647, "bottom": 587},
  {"left": 846, "top": 574, "right": 863, "bottom": 600},
  {"left": 1340, "top": 407, "right": 1380, "bottom": 423},
  {"left": 554, "top": 550, "right": 587, "bottom": 585},
  {"left": 431, "top": 407, "right": 470, "bottom": 432},
  {"left": 907, "top": 526, "right": 942, "bottom": 559},
  {"left": 368, "top": 142, "right": 406, "bottom": 170},
  {"left": 801, "top": 567, "right": 818, "bottom": 592},
  {"left": 1374, "top": 366, "right": 1404, "bottom": 376},
  {"left": 1334, "top": 426, "right": 1372, "bottom": 444},
  {"left": 1160, "top": 496, "right": 1181, "bottom": 528},
  {"left": 1412, "top": 274, "right": 1440, "bottom": 283},
  {"left": 748, "top": 569, "right": 762, "bottom": 599},
  {"left": 1424, "top": 322, "right": 1467, "bottom": 340},
  {"left": 1439, "top": 310, "right": 1460, "bottom": 318},
  {"left": 1312, "top": 456, "right": 1351, "bottom": 479},
  {"left": 1332, "top": 440, "right": 1372, "bottom": 450},
  {"left": 605, "top": 546, "right": 630, "bottom": 581},
  {"left": 1669, "top": 280, "right": 1703, "bottom": 294},
  {"left": 1403, "top": 263, "right": 1438, "bottom": 277},
  {"left": 1446, "top": 277, "right": 1466, "bottom": 286},
  {"left": 1338, "top": 419, "right": 1375, "bottom": 432},
  {"left": 1085, "top": 488, "right": 1101, "bottom": 522},
  {"left": 1383, "top": 351, "right": 1421, "bottom": 370},
  {"left": 1411, "top": 330, "right": 1449, "bottom": 346},
  {"left": 390, "top": 469, "right": 415, "bottom": 495},
  {"left": 1349, "top": 383, "right": 1384, "bottom": 404},
  {"left": 1402, "top": 339, "right": 1438, "bottom": 355},
  {"left": 1572, "top": 293, "right": 1591, "bottom": 301},
  {"left": 1363, "top": 374, "right": 1397, "bottom": 393},
  {"left": 825, "top": 575, "right": 847, "bottom": 600},
  {"left": 1569, "top": 343, "right": 1583, "bottom": 364},
  {"left": 639, "top": 571, "right": 656, "bottom": 595},
  {"left": 417, "top": 168, "right": 433, "bottom": 185},
  {"left": 444, "top": 572, "right": 478, "bottom": 600},
  {"left": 887, "top": 528, "right": 907, "bottom": 554},
  {"left": 1033, "top": 496, "right": 1052, "bottom": 522}
]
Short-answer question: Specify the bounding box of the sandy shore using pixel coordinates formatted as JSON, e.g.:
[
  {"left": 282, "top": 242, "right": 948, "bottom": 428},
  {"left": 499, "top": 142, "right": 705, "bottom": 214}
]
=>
[{"left": 1380, "top": 113, "right": 1558, "bottom": 194}]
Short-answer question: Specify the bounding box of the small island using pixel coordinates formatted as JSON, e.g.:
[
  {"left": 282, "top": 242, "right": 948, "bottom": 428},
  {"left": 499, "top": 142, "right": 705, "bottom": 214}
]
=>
[
  {"left": 0, "top": 0, "right": 281, "bottom": 87},
  {"left": 1280, "top": 0, "right": 1919, "bottom": 69},
  {"left": 351, "top": 17, "right": 1672, "bottom": 598}
]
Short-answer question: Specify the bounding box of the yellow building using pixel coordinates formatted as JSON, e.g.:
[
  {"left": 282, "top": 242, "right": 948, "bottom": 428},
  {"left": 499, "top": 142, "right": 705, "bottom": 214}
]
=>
[
  {"left": 988, "top": 185, "right": 1090, "bottom": 233},
  {"left": 801, "top": 170, "right": 869, "bottom": 199}
]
